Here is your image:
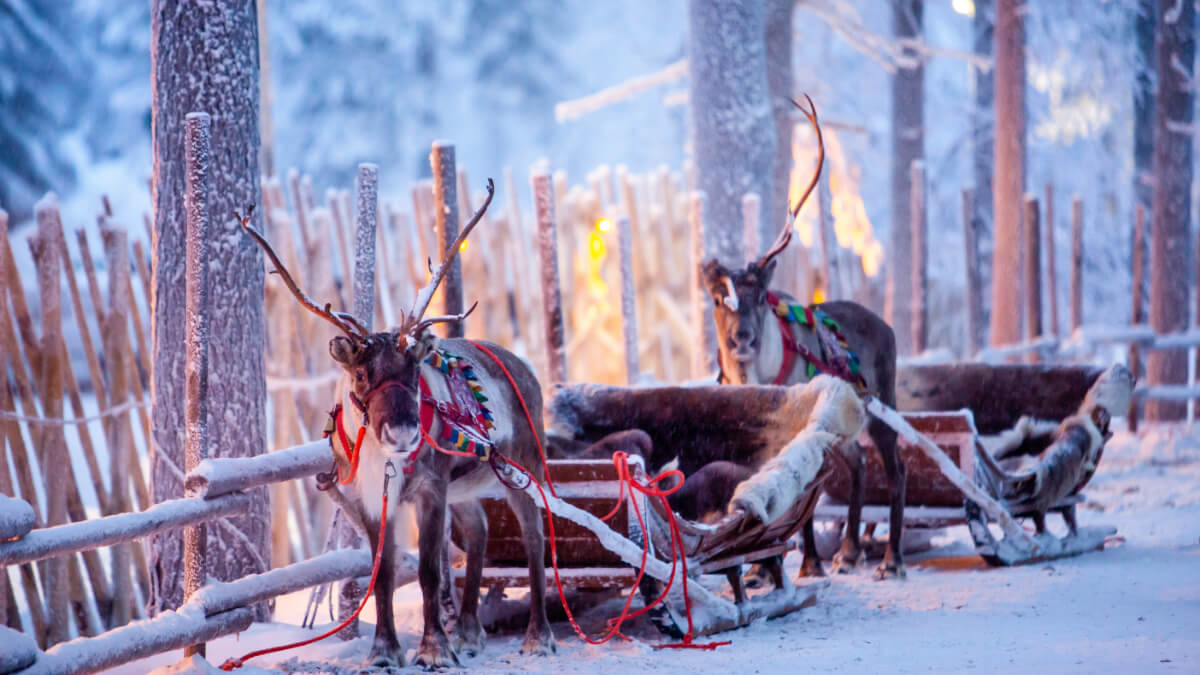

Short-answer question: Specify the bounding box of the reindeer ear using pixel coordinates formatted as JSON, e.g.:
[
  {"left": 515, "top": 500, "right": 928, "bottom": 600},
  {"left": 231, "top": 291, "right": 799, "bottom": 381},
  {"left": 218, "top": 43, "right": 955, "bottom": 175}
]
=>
[
  {"left": 757, "top": 258, "right": 778, "bottom": 288},
  {"left": 700, "top": 259, "right": 727, "bottom": 296},
  {"left": 402, "top": 328, "right": 438, "bottom": 360},
  {"left": 329, "top": 336, "right": 358, "bottom": 365}
]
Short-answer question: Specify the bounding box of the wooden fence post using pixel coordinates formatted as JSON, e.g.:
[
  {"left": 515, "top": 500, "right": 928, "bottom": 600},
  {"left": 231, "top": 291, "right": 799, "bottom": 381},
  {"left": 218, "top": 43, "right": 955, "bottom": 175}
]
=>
[
  {"left": 910, "top": 160, "right": 927, "bottom": 355},
  {"left": 354, "top": 162, "right": 379, "bottom": 331},
  {"left": 182, "top": 112, "right": 211, "bottom": 658},
  {"left": 962, "top": 188, "right": 983, "bottom": 358},
  {"left": 1130, "top": 204, "right": 1146, "bottom": 431},
  {"left": 1024, "top": 195, "right": 1042, "bottom": 362},
  {"left": 532, "top": 171, "right": 567, "bottom": 386},
  {"left": 742, "top": 192, "right": 761, "bottom": 262},
  {"left": 617, "top": 215, "right": 639, "bottom": 384},
  {"left": 1044, "top": 182, "right": 1058, "bottom": 336},
  {"left": 817, "top": 168, "right": 837, "bottom": 301},
  {"left": 1070, "top": 195, "right": 1083, "bottom": 333},
  {"left": 431, "top": 143, "right": 463, "bottom": 337}
]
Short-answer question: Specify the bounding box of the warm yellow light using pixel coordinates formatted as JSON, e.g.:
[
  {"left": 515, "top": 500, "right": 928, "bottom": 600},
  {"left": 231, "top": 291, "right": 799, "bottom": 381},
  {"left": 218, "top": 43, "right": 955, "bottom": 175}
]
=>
[
  {"left": 589, "top": 232, "right": 606, "bottom": 260},
  {"left": 952, "top": 0, "right": 975, "bottom": 17},
  {"left": 595, "top": 218, "right": 613, "bottom": 233},
  {"left": 459, "top": 240, "right": 469, "bottom": 252},
  {"left": 812, "top": 288, "right": 826, "bottom": 304}
]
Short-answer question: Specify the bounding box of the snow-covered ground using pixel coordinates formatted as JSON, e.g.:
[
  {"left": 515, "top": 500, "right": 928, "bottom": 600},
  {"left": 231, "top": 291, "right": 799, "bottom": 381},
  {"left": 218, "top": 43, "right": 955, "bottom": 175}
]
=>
[{"left": 105, "top": 423, "right": 1199, "bottom": 674}]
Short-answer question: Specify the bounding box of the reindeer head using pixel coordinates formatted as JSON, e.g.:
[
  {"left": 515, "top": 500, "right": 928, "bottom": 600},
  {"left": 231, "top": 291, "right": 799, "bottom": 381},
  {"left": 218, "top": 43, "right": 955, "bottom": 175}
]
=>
[
  {"left": 237, "top": 179, "right": 494, "bottom": 455},
  {"left": 702, "top": 96, "right": 824, "bottom": 379}
]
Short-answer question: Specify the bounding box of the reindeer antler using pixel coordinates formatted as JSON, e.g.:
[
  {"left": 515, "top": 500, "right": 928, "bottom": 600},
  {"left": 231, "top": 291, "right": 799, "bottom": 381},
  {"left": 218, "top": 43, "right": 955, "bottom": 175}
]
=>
[
  {"left": 235, "top": 206, "right": 370, "bottom": 342},
  {"left": 757, "top": 94, "right": 824, "bottom": 270},
  {"left": 403, "top": 178, "right": 495, "bottom": 333}
]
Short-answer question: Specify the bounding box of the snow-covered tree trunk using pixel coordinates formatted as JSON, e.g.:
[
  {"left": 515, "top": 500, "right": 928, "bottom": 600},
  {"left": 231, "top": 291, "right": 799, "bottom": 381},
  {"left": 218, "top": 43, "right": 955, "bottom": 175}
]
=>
[
  {"left": 183, "top": 112, "right": 212, "bottom": 658},
  {"left": 988, "top": 0, "right": 1025, "bottom": 349},
  {"left": 742, "top": 192, "right": 761, "bottom": 261},
  {"left": 1044, "top": 184, "right": 1058, "bottom": 337},
  {"left": 1146, "top": 0, "right": 1195, "bottom": 422},
  {"left": 689, "top": 191, "right": 716, "bottom": 377},
  {"left": 1070, "top": 196, "right": 1084, "bottom": 333},
  {"left": 431, "top": 144, "right": 463, "bottom": 338},
  {"left": 971, "top": 0, "right": 995, "bottom": 349},
  {"left": 687, "top": 0, "right": 772, "bottom": 267},
  {"left": 887, "top": 0, "right": 923, "bottom": 356},
  {"left": 150, "top": 0, "right": 268, "bottom": 616},
  {"left": 1132, "top": 0, "right": 1155, "bottom": 309},
  {"left": 1130, "top": 204, "right": 1147, "bottom": 431},
  {"left": 764, "top": 0, "right": 794, "bottom": 247}
]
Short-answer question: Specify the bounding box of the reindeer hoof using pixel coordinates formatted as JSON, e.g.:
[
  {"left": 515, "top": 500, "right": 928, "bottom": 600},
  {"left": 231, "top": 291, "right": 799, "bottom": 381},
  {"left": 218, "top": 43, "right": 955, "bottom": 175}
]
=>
[
  {"left": 798, "top": 558, "right": 827, "bottom": 578},
  {"left": 831, "top": 547, "right": 865, "bottom": 574},
  {"left": 520, "top": 628, "right": 557, "bottom": 656},
  {"left": 453, "top": 618, "right": 487, "bottom": 657},
  {"left": 366, "top": 641, "right": 406, "bottom": 668},
  {"left": 873, "top": 561, "right": 906, "bottom": 580},
  {"left": 743, "top": 563, "right": 773, "bottom": 588},
  {"left": 416, "top": 633, "right": 460, "bottom": 669}
]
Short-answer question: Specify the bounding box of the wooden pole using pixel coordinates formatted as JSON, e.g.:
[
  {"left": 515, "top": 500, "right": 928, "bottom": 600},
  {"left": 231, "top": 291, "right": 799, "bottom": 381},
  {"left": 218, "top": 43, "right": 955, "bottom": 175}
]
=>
[
  {"left": 962, "top": 188, "right": 983, "bottom": 357},
  {"left": 617, "top": 215, "right": 639, "bottom": 384},
  {"left": 327, "top": 189, "right": 354, "bottom": 313},
  {"left": 817, "top": 169, "right": 836, "bottom": 301},
  {"left": 1130, "top": 204, "right": 1146, "bottom": 432},
  {"left": 1023, "top": 195, "right": 1042, "bottom": 362},
  {"left": 1044, "top": 182, "right": 1058, "bottom": 336},
  {"left": 182, "top": 112, "right": 211, "bottom": 659},
  {"left": 101, "top": 223, "right": 140, "bottom": 630},
  {"left": 742, "top": 192, "right": 761, "bottom": 263},
  {"left": 532, "top": 171, "right": 567, "bottom": 386},
  {"left": 431, "top": 143, "right": 463, "bottom": 337},
  {"left": 910, "top": 160, "right": 928, "bottom": 354},
  {"left": 1070, "top": 195, "right": 1083, "bottom": 333},
  {"left": 30, "top": 198, "right": 70, "bottom": 645},
  {"left": 353, "top": 162, "right": 379, "bottom": 331}
]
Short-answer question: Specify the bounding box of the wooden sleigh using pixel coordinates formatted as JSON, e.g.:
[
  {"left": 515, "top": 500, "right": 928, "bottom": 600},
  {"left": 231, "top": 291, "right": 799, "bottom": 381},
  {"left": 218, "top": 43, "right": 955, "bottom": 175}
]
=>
[
  {"left": 816, "top": 363, "right": 1132, "bottom": 566},
  {"left": 456, "top": 377, "right": 869, "bottom": 638}
]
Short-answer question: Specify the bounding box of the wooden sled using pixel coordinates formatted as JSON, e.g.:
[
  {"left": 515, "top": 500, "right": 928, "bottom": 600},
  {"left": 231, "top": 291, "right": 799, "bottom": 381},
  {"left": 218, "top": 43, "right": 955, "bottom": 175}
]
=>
[
  {"left": 461, "top": 377, "right": 869, "bottom": 639},
  {"left": 815, "top": 364, "right": 1130, "bottom": 566}
]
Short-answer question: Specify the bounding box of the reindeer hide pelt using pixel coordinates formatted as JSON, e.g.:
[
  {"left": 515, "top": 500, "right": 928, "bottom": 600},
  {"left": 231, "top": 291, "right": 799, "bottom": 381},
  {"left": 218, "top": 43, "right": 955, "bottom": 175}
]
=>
[
  {"left": 547, "top": 375, "right": 864, "bottom": 475},
  {"left": 731, "top": 429, "right": 837, "bottom": 524}
]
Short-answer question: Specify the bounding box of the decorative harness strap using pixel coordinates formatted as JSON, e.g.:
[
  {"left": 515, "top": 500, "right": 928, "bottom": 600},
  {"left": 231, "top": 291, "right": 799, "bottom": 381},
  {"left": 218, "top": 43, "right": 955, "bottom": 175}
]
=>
[
  {"left": 321, "top": 349, "right": 498, "bottom": 482},
  {"left": 766, "top": 292, "right": 868, "bottom": 392}
]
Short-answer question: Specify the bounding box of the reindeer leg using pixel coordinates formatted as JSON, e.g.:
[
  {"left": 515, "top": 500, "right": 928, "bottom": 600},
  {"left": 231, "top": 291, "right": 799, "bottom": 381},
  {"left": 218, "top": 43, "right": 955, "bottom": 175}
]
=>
[
  {"left": 414, "top": 485, "right": 459, "bottom": 668},
  {"left": 506, "top": 489, "right": 557, "bottom": 656},
  {"left": 871, "top": 417, "right": 907, "bottom": 580},
  {"left": 363, "top": 514, "right": 404, "bottom": 668},
  {"left": 832, "top": 443, "right": 866, "bottom": 574},
  {"left": 450, "top": 502, "right": 488, "bottom": 657},
  {"left": 798, "top": 517, "right": 827, "bottom": 578}
]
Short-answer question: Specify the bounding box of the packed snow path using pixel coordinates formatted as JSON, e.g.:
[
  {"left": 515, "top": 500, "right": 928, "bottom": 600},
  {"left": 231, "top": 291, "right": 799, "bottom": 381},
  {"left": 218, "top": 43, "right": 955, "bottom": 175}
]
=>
[{"left": 106, "top": 426, "right": 1198, "bottom": 674}]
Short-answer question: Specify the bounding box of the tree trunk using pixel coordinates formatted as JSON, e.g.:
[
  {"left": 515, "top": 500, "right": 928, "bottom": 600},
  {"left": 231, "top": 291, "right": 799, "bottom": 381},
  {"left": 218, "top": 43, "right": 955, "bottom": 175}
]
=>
[
  {"left": 150, "top": 0, "right": 268, "bottom": 616},
  {"left": 1146, "top": 0, "right": 1196, "bottom": 421},
  {"left": 886, "top": 0, "right": 923, "bottom": 356},
  {"left": 687, "top": 0, "right": 773, "bottom": 267},
  {"left": 1133, "top": 0, "right": 1156, "bottom": 322},
  {"left": 764, "top": 0, "right": 794, "bottom": 246},
  {"left": 972, "top": 0, "right": 995, "bottom": 350},
  {"left": 988, "top": 0, "right": 1025, "bottom": 349}
]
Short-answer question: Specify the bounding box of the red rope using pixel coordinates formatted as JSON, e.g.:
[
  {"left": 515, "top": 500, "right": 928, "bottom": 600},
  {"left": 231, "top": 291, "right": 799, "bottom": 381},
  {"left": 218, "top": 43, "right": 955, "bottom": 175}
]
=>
[
  {"left": 220, "top": 463, "right": 395, "bottom": 670},
  {"left": 468, "top": 341, "right": 558, "bottom": 498}
]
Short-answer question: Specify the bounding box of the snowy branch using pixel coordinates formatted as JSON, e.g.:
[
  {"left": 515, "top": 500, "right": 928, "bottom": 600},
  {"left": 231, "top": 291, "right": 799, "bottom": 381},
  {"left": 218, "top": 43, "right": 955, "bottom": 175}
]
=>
[
  {"left": 185, "top": 440, "right": 333, "bottom": 499},
  {"left": 555, "top": 59, "right": 687, "bottom": 122}
]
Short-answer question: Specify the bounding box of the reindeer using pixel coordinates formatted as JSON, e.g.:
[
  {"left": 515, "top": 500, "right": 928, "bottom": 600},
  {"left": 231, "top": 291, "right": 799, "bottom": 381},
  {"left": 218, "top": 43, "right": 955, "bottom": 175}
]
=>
[
  {"left": 238, "top": 180, "right": 556, "bottom": 667},
  {"left": 700, "top": 97, "right": 907, "bottom": 580}
]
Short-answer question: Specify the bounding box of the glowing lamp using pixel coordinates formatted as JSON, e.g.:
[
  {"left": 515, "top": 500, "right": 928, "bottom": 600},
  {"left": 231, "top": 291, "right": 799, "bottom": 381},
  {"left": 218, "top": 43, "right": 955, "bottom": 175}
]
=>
[
  {"left": 459, "top": 240, "right": 469, "bottom": 252},
  {"left": 595, "top": 218, "right": 613, "bottom": 233}
]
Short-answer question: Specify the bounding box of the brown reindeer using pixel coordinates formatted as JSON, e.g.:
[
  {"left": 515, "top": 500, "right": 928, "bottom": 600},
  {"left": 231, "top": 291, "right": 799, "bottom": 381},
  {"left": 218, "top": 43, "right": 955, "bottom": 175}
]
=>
[
  {"left": 238, "top": 180, "right": 556, "bottom": 667},
  {"left": 700, "top": 97, "right": 907, "bottom": 580}
]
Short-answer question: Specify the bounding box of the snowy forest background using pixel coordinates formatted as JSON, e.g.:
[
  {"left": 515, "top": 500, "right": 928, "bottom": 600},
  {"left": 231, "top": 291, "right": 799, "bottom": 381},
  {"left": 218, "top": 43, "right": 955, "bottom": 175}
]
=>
[{"left": 2, "top": 0, "right": 1194, "bottom": 340}]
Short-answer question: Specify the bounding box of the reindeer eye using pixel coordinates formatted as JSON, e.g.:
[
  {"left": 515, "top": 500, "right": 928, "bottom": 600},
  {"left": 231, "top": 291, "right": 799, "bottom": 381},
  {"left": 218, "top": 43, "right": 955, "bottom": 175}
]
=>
[{"left": 355, "top": 369, "right": 365, "bottom": 382}]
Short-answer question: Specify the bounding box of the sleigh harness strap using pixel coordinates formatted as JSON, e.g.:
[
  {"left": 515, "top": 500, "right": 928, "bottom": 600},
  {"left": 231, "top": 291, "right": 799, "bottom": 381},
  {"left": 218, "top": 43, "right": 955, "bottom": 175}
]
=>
[{"left": 766, "top": 292, "right": 868, "bottom": 392}]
